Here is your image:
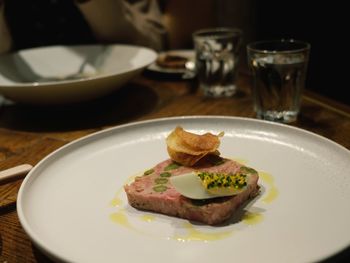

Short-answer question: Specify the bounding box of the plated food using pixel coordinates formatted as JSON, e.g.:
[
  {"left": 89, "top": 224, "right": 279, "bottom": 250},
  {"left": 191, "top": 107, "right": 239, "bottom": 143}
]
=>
[
  {"left": 156, "top": 53, "right": 189, "bottom": 69},
  {"left": 124, "top": 126, "right": 260, "bottom": 225},
  {"left": 147, "top": 50, "right": 195, "bottom": 75}
]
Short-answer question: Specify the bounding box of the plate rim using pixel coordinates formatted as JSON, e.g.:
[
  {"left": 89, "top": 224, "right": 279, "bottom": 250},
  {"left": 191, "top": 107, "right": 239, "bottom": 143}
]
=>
[{"left": 16, "top": 115, "right": 350, "bottom": 262}]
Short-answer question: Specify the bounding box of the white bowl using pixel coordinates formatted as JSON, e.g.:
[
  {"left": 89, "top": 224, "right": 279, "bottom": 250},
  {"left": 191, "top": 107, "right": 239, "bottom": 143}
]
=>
[{"left": 0, "top": 44, "right": 157, "bottom": 105}]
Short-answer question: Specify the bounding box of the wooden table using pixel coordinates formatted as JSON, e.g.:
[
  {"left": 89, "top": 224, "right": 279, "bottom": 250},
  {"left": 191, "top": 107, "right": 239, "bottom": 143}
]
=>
[{"left": 0, "top": 70, "right": 349, "bottom": 262}]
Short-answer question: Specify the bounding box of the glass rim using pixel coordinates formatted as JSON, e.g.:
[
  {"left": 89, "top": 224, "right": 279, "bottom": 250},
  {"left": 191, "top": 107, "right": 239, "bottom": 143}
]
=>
[
  {"left": 193, "top": 27, "right": 242, "bottom": 39},
  {"left": 247, "top": 39, "right": 310, "bottom": 54}
]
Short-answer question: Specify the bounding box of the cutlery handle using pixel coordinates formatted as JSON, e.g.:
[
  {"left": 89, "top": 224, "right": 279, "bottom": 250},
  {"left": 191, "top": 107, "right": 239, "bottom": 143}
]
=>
[{"left": 0, "top": 164, "right": 33, "bottom": 185}]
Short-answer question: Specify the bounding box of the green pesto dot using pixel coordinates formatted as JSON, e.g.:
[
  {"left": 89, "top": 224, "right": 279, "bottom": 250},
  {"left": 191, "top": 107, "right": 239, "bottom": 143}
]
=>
[
  {"left": 154, "top": 177, "right": 168, "bottom": 184},
  {"left": 160, "top": 172, "right": 172, "bottom": 177},
  {"left": 153, "top": 185, "right": 168, "bottom": 193},
  {"left": 143, "top": 169, "right": 154, "bottom": 176},
  {"left": 164, "top": 162, "right": 181, "bottom": 171},
  {"left": 240, "top": 166, "right": 257, "bottom": 174}
]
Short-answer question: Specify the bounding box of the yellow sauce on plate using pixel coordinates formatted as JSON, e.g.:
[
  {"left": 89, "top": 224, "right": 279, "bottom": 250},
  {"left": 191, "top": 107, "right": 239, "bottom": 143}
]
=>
[
  {"left": 242, "top": 212, "right": 264, "bottom": 225},
  {"left": 139, "top": 214, "right": 156, "bottom": 223},
  {"left": 259, "top": 172, "right": 279, "bottom": 203},
  {"left": 174, "top": 223, "right": 233, "bottom": 242}
]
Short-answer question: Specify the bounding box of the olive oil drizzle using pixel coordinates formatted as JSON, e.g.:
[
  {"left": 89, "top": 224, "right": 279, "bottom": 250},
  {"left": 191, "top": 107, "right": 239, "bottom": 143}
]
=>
[
  {"left": 259, "top": 172, "right": 279, "bottom": 203},
  {"left": 242, "top": 212, "right": 264, "bottom": 225},
  {"left": 174, "top": 223, "right": 233, "bottom": 242},
  {"left": 139, "top": 214, "right": 156, "bottom": 222}
]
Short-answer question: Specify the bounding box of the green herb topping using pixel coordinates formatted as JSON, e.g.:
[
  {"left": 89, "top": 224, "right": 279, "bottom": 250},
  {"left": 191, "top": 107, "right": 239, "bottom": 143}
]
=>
[
  {"left": 239, "top": 166, "right": 257, "bottom": 174},
  {"left": 154, "top": 178, "right": 168, "bottom": 184},
  {"left": 197, "top": 171, "right": 247, "bottom": 190},
  {"left": 160, "top": 172, "right": 172, "bottom": 177},
  {"left": 153, "top": 185, "right": 168, "bottom": 193},
  {"left": 164, "top": 162, "right": 181, "bottom": 171},
  {"left": 143, "top": 169, "right": 154, "bottom": 176}
]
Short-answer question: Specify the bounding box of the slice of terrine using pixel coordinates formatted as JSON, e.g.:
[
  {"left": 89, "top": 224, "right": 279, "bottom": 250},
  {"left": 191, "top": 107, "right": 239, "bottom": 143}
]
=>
[{"left": 124, "top": 155, "right": 259, "bottom": 225}]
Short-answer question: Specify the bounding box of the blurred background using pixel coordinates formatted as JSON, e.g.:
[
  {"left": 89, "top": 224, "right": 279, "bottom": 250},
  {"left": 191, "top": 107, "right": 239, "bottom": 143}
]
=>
[
  {"left": 2, "top": 0, "right": 348, "bottom": 105},
  {"left": 160, "top": 0, "right": 349, "bottom": 106}
]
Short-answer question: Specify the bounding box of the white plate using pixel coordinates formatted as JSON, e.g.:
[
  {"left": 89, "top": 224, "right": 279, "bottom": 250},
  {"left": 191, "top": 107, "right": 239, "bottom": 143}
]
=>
[
  {"left": 147, "top": 49, "right": 195, "bottom": 74},
  {"left": 17, "top": 116, "right": 350, "bottom": 263},
  {"left": 0, "top": 45, "right": 157, "bottom": 105}
]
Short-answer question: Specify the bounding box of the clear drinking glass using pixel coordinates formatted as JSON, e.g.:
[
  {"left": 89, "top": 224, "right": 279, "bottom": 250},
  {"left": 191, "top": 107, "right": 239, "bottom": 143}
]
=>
[
  {"left": 247, "top": 39, "right": 310, "bottom": 123},
  {"left": 193, "top": 28, "right": 242, "bottom": 98}
]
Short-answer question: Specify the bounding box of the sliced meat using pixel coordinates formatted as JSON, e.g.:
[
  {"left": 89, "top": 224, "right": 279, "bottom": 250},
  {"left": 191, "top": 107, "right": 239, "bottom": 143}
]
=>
[{"left": 124, "top": 156, "right": 259, "bottom": 225}]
